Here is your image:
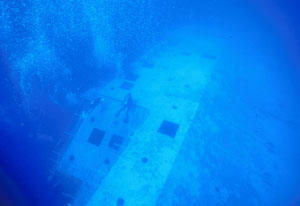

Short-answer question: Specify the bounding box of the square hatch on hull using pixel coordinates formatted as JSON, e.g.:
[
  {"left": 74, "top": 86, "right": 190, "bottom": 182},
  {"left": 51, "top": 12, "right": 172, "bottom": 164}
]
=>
[
  {"left": 88, "top": 128, "right": 105, "bottom": 146},
  {"left": 158, "top": 120, "right": 179, "bottom": 138}
]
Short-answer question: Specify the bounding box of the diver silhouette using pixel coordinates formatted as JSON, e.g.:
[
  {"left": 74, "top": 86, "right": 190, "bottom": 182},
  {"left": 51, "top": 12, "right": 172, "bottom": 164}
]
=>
[{"left": 115, "top": 93, "right": 134, "bottom": 123}]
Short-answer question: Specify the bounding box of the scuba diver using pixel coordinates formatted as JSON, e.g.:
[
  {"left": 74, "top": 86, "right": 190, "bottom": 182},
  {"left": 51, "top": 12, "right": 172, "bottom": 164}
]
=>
[{"left": 115, "top": 92, "right": 134, "bottom": 123}]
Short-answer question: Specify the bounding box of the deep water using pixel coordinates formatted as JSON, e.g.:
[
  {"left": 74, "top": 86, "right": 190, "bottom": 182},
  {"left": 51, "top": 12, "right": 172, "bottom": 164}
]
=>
[{"left": 0, "top": 0, "right": 300, "bottom": 205}]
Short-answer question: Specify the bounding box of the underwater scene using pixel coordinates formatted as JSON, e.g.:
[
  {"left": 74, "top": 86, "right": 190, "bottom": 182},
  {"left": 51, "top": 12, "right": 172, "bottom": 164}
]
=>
[{"left": 1, "top": 0, "right": 300, "bottom": 205}]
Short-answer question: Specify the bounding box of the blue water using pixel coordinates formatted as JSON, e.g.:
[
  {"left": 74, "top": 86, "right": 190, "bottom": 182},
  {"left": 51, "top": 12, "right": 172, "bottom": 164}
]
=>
[{"left": 1, "top": 0, "right": 300, "bottom": 205}]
